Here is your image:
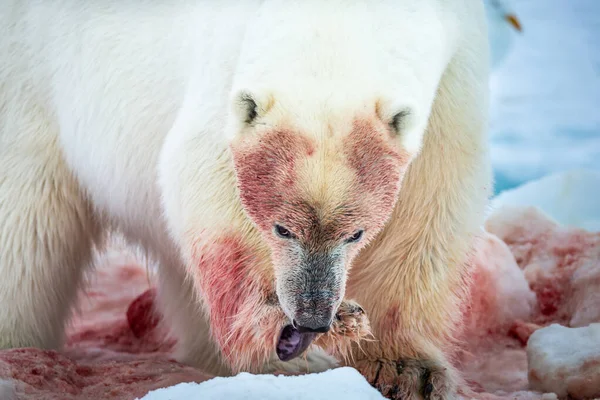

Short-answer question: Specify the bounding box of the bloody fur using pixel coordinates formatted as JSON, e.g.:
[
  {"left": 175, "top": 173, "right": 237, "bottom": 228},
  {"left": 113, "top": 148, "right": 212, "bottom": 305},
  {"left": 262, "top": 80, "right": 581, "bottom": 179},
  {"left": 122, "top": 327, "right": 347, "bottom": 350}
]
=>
[{"left": 189, "top": 233, "right": 373, "bottom": 372}]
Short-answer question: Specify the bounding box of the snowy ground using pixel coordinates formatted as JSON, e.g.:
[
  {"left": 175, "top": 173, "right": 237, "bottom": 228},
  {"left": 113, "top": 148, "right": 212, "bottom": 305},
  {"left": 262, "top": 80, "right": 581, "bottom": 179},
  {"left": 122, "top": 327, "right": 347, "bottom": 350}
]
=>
[
  {"left": 137, "top": 368, "right": 386, "bottom": 400},
  {"left": 489, "top": 0, "right": 600, "bottom": 194},
  {"left": 491, "top": 169, "right": 600, "bottom": 232}
]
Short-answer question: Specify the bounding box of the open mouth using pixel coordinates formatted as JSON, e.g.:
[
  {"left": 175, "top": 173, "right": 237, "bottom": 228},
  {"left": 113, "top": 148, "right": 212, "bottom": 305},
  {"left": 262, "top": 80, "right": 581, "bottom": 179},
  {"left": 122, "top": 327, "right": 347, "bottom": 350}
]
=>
[{"left": 276, "top": 324, "right": 318, "bottom": 362}]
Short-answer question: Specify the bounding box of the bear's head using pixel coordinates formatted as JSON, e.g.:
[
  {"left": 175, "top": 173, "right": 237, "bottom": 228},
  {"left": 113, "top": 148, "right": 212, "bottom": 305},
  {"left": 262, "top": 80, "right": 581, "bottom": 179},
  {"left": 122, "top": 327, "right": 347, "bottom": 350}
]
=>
[{"left": 229, "top": 90, "right": 414, "bottom": 333}]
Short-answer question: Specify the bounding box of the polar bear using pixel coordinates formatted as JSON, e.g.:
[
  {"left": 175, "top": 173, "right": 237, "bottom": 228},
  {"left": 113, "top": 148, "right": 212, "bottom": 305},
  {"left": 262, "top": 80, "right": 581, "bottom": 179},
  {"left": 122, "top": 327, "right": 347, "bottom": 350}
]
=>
[{"left": 0, "top": 0, "right": 491, "bottom": 398}]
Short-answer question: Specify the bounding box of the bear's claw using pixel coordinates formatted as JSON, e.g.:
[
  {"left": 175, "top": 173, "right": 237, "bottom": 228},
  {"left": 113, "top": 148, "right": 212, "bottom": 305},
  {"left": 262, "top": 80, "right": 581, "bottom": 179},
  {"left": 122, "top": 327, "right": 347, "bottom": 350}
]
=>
[
  {"left": 313, "top": 299, "right": 372, "bottom": 359},
  {"left": 355, "top": 357, "right": 457, "bottom": 400}
]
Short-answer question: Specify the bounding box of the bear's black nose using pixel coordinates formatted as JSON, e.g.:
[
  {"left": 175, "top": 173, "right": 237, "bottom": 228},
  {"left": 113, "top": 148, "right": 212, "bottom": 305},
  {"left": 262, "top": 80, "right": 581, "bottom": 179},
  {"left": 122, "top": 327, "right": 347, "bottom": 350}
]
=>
[{"left": 293, "top": 319, "right": 331, "bottom": 333}]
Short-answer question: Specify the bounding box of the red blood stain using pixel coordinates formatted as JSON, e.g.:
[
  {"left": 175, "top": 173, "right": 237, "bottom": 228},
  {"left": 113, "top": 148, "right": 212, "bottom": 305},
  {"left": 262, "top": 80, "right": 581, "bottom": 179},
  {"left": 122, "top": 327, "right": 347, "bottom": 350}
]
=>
[
  {"left": 67, "top": 318, "right": 173, "bottom": 356},
  {"left": 508, "top": 320, "right": 542, "bottom": 346},
  {"left": 0, "top": 349, "right": 83, "bottom": 394},
  {"left": 378, "top": 303, "right": 402, "bottom": 343},
  {"left": 535, "top": 284, "right": 562, "bottom": 316},
  {"left": 231, "top": 129, "right": 314, "bottom": 231},
  {"left": 0, "top": 348, "right": 211, "bottom": 399},
  {"left": 192, "top": 235, "right": 267, "bottom": 361},
  {"left": 383, "top": 304, "right": 401, "bottom": 329},
  {"left": 127, "top": 288, "right": 159, "bottom": 339},
  {"left": 344, "top": 119, "right": 409, "bottom": 230},
  {"left": 67, "top": 288, "right": 174, "bottom": 355},
  {"left": 526, "top": 233, "right": 594, "bottom": 323}
]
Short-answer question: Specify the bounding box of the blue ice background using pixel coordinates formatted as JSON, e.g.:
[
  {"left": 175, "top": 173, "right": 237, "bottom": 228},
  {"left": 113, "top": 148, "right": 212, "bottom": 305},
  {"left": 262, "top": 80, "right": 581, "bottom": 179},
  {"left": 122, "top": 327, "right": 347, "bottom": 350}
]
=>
[{"left": 489, "top": 0, "right": 600, "bottom": 195}]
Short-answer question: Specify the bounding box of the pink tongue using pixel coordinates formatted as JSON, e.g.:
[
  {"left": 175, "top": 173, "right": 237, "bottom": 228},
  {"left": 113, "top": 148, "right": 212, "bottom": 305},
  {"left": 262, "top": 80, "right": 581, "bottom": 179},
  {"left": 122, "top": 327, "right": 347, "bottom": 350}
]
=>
[{"left": 276, "top": 324, "right": 317, "bottom": 362}]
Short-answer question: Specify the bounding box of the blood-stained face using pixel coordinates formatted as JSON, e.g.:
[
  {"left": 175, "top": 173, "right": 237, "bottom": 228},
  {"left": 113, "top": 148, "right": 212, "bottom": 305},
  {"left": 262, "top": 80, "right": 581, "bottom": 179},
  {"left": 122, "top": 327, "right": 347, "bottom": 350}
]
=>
[{"left": 230, "top": 116, "right": 410, "bottom": 333}]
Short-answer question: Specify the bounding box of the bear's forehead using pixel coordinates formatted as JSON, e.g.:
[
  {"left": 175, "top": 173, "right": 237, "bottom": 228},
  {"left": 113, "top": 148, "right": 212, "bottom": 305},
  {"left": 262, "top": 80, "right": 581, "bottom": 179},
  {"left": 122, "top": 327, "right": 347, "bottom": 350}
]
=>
[
  {"left": 231, "top": 118, "right": 406, "bottom": 233},
  {"left": 233, "top": 117, "right": 402, "bottom": 171}
]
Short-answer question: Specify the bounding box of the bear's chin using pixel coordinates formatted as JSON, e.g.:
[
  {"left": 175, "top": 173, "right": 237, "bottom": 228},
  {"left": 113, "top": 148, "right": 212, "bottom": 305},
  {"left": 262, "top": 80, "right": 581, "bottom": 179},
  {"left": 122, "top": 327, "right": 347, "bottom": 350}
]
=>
[{"left": 276, "top": 324, "right": 318, "bottom": 362}]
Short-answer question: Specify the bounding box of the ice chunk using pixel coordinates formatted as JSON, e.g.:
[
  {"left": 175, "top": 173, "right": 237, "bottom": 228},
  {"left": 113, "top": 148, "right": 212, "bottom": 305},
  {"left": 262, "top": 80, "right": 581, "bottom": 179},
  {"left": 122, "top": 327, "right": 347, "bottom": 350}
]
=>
[
  {"left": 491, "top": 170, "right": 600, "bottom": 232},
  {"left": 527, "top": 323, "right": 600, "bottom": 399},
  {"left": 486, "top": 206, "right": 600, "bottom": 327},
  {"left": 463, "top": 232, "right": 536, "bottom": 338}
]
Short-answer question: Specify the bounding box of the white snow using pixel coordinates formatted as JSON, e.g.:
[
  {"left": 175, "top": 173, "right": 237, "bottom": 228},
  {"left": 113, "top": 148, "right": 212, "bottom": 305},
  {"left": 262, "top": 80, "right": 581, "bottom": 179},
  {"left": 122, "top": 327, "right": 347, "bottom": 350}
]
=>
[
  {"left": 484, "top": 0, "right": 521, "bottom": 70},
  {"left": 0, "top": 379, "right": 16, "bottom": 400},
  {"left": 488, "top": 0, "right": 600, "bottom": 194},
  {"left": 527, "top": 323, "right": 600, "bottom": 399},
  {"left": 491, "top": 169, "right": 600, "bottom": 232},
  {"left": 136, "top": 367, "right": 385, "bottom": 400}
]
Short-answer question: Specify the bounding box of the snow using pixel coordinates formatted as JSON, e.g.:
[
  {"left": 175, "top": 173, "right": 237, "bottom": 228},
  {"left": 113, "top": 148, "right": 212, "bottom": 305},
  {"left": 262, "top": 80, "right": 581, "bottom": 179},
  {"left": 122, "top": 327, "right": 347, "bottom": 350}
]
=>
[
  {"left": 485, "top": 203, "right": 600, "bottom": 327},
  {"left": 488, "top": 0, "right": 600, "bottom": 194},
  {"left": 0, "top": 348, "right": 213, "bottom": 400},
  {"left": 491, "top": 169, "right": 600, "bottom": 232},
  {"left": 527, "top": 323, "right": 600, "bottom": 399},
  {"left": 136, "top": 367, "right": 385, "bottom": 400},
  {"left": 485, "top": 0, "right": 521, "bottom": 70},
  {"left": 456, "top": 175, "right": 600, "bottom": 399},
  {"left": 0, "top": 379, "right": 16, "bottom": 400},
  {"left": 462, "top": 231, "right": 537, "bottom": 339}
]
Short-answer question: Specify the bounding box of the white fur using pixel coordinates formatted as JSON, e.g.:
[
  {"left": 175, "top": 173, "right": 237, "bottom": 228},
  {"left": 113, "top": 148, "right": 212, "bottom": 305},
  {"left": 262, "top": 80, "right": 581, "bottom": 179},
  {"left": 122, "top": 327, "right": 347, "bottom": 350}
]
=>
[{"left": 0, "top": 0, "right": 491, "bottom": 382}]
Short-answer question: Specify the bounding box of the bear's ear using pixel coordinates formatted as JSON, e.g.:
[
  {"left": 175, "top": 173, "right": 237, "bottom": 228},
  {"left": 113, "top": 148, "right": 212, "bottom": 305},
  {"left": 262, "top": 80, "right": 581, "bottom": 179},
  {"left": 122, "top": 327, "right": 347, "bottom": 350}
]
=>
[
  {"left": 234, "top": 91, "right": 261, "bottom": 125},
  {"left": 389, "top": 108, "right": 411, "bottom": 136}
]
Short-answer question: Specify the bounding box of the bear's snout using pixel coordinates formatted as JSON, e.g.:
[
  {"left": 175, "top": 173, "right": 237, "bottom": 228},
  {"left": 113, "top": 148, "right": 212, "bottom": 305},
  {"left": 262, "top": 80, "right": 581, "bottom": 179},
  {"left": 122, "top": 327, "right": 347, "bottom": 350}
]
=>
[
  {"left": 285, "top": 287, "right": 340, "bottom": 334},
  {"left": 275, "top": 248, "right": 345, "bottom": 336},
  {"left": 294, "top": 318, "right": 332, "bottom": 334},
  {"left": 292, "top": 301, "right": 335, "bottom": 334}
]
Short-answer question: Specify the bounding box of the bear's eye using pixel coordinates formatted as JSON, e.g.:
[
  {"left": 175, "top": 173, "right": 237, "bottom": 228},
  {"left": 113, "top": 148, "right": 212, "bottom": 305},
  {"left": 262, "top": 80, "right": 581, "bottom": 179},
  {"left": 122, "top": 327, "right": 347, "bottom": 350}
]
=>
[
  {"left": 345, "top": 230, "right": 364, "bottom": 244},
  {"left": 274, "top": 224, "right": 294, "bottom": 239}
]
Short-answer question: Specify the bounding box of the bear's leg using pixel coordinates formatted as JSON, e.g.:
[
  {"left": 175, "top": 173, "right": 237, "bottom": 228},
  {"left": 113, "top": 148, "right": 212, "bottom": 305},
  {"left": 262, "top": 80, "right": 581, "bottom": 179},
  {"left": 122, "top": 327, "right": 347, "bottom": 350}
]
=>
[
  {"left": 350, "top": 343, "right": 460, "bottom": 400},
  {"left": 341, "top": 232, "right": 473, "bottom": 399},
  {"left": 342, "top": 272, "right": 465, "bottom": 400},
  {"left": 155, "top": 256, "right": 232, "bottom": 376},
  {"left": 0, "top": 108, "right": 102, "bottom": 350}
]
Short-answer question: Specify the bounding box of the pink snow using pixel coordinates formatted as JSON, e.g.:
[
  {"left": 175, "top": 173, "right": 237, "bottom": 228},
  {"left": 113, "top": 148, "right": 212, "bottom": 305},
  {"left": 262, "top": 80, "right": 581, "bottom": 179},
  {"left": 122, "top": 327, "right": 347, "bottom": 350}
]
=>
[
  {"left": 459, "top": 206, "right": 600, "bottom": 399},
  {"left": 1, "top": 206, "right": 599, "bottom": 399}
]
